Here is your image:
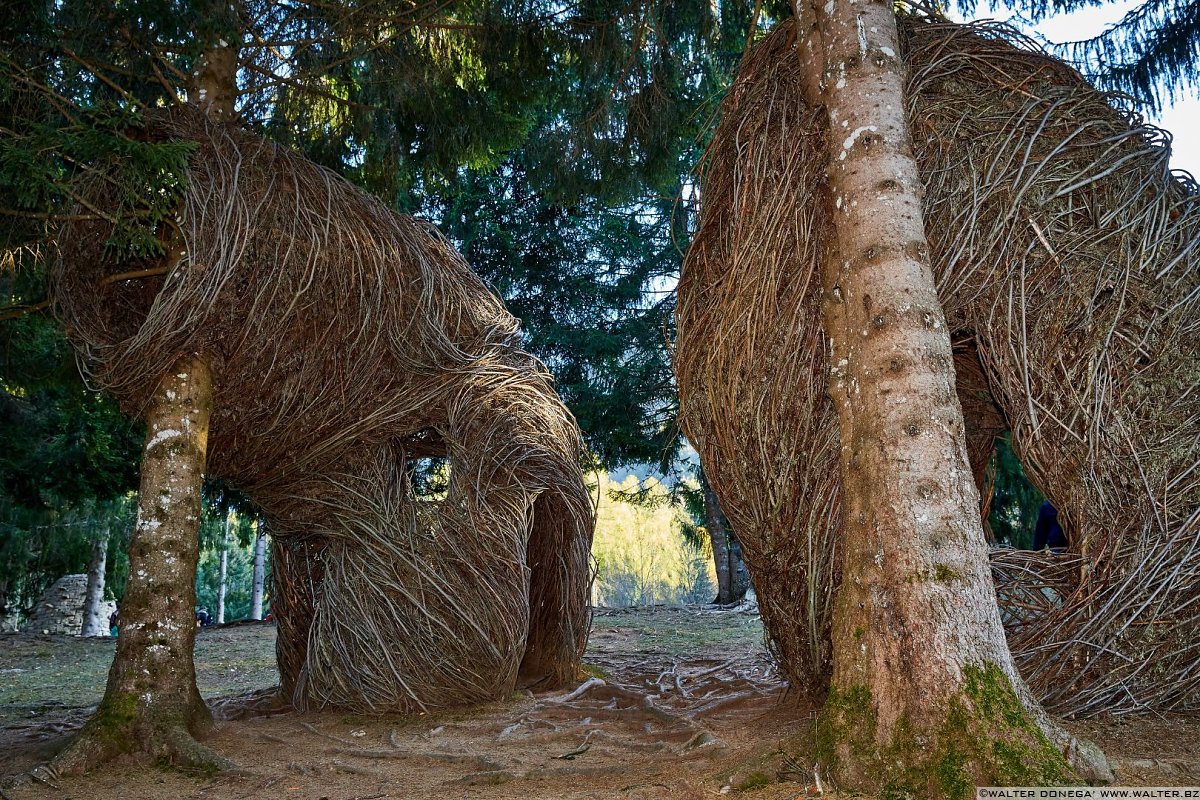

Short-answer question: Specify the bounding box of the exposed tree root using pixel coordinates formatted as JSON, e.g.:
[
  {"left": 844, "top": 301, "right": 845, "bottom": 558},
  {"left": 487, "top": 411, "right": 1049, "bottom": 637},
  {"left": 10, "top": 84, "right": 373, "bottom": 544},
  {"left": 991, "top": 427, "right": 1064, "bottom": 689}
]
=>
[
  {"left": 1036, "top": 713, "right": 1114, "bottom": 784},
  {"left": 208, "top": 687, "right": 291, "bottom": 721},
  {"left": 0, "top": 722, "right": 237, "bottom": 794},
  {"left": 50, "top": 722, "right": 235, "bottom": 778},
  {"left": 299, "top": 720, "right": 361, "bottom": 745},
  {"left": 447, "top": 764, "right": 632, "bottom": 786},
  {"left": 331, "top": 746, "right": 503, "bottom": 771},
  {"left": 329, "top": 760, "right": 381, "bottom": 778},
  {"left": 159, "top": 726, "right": 239, "bottom": 774},
  {"left": 448, "top": 769, "right": 515, "bottom": 786}
]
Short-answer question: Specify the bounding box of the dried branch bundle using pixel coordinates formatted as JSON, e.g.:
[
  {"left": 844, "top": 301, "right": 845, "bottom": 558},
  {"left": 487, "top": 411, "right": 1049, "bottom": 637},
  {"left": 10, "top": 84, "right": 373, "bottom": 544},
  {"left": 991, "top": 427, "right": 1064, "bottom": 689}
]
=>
[
  {"left": 676, "top": 16, "right": 1200, "bottom": 716},
  {"left": 53, "top": 110, "right": 595, "bottom": 713}
]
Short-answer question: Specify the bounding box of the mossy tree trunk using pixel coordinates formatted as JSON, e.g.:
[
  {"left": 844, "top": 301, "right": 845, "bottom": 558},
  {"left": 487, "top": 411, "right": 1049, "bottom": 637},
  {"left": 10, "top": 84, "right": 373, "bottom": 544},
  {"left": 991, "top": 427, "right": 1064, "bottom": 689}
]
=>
[
  {"left": 792, "top": 1, "right": 1110, "bottom": 796},
  {"left": 52, "top": 356, "right": 229, "bottom": 773}
]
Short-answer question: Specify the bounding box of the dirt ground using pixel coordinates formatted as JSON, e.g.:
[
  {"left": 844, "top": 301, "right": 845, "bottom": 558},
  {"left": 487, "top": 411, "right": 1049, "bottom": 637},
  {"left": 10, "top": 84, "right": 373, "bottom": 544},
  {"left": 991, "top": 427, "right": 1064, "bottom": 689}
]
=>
[{"left": 0, "top": 606, "right": 1197, "bottom": 799}]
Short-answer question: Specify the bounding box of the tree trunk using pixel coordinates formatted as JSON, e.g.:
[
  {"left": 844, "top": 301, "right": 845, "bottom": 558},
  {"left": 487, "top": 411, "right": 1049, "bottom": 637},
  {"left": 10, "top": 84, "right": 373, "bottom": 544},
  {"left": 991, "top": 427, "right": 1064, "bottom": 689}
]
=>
[
  {"left": 727, "top": 532, "right": 751, "bottom": 602},
  {"left": 794, "top": 1, "right": 1109, "bottom": 795},
  {"left": 216, "top": 511, "right": 231, "bottom": 625},
  {"left": 52, "top": 355, "right": 230, "bottom": 773},
  {"left": 702, "top": 467, "right": 750, "bottom": 605},
  {"left": 80, "top": 530, "right": 110, "bottom": 637},
  {"left": 46, "top": 22, "right": 239, "bottom": 776},
  {"left": 250, "top": 520, "right": 266, "bottom": 620},
  {"left": 702, "top": 473, "right": 734, "bottom": 604}
]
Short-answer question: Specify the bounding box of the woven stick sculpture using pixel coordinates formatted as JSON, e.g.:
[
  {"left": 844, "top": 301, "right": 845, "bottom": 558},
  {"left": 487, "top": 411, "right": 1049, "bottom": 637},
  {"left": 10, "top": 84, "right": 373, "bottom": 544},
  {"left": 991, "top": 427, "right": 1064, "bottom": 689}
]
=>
[
  {"left": 676, "top": 15, "right": 1200, "bottom": 716},
  {"left": 54, "top": 110, "right": 595, "bottom": 713}
]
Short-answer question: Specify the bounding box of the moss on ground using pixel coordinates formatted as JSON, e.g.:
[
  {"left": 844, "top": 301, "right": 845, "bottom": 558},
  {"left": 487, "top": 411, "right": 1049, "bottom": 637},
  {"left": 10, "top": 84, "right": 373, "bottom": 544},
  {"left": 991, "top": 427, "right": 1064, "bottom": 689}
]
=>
[
  {"left": 580, "top": 662, "right": 609, "bottom": 679},
  {"left": 735, "top": 770, "right": 773, "bottom": 791}
]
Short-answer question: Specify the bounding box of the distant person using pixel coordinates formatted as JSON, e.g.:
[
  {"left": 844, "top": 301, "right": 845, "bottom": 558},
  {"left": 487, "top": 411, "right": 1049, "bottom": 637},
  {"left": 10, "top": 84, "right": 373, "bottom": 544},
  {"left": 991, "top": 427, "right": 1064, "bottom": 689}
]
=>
[
  {"left": 195, "top": 608, "right": 213, "bottom": 627},
  {"left": 109, "top": 605, "right": 120, "bottom": 636},
  {"left": 1033, "top": 501, "right": 1068, "bottom": 552}
]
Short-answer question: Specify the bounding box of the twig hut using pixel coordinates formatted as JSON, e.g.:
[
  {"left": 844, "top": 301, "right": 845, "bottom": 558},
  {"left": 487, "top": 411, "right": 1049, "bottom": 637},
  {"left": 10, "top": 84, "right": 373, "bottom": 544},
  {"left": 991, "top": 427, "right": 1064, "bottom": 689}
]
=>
[
  {"left": 54, "top": 111, "right": 595, "bottom": 713},
  {"left": 676, "top": 15, "right": 1200, "bottom": 716}
]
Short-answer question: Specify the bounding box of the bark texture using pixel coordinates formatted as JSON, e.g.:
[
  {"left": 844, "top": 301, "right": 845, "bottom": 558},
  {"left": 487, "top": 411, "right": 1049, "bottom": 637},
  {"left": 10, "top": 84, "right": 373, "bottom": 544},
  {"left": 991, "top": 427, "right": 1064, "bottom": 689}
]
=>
[
  {"left": 250, "top": 521, "right": 266, "bottom": 620},
  {"left": 729, "top": 534, "right": 750, "bottom": 601},
  {"left": 52, "top": 355, "right": 229, "bottom": 773},
  {"left": 703, "top": 474, "right": 749, "bottom": 604},
  {"left": 80, "top": 533, "right": 109, "bottom": 637},
  {"left": 216, "top": 511, "right": 231, "bottom": 624},
  {"left": 797, "top": 1, "right": 1109, "bottom": 795},
  {"left": 704, "top": 475, "right": 734, "bottom": 603}
]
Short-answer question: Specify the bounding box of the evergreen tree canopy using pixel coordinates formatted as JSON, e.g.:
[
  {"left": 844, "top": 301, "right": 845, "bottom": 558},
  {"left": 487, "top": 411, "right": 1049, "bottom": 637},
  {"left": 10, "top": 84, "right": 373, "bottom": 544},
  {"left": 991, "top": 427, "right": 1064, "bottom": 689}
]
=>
[
  {"left": 0, "top": 287, "right": 141, "bottom": 618},
  {"left": 429, "top": 159, "right": 683, "bottom": 466},
  {"left": 0, "top": 0, "right": 778, "bottom": 473},
  {"left": 965, "top": 0, "right": 1199, "bottom": 112},
  {"left": 0, "top": 313, "right": 142, "bottom": 510},
  {"left": 1, "top": 0, "right": 764, "bottom": 219}
]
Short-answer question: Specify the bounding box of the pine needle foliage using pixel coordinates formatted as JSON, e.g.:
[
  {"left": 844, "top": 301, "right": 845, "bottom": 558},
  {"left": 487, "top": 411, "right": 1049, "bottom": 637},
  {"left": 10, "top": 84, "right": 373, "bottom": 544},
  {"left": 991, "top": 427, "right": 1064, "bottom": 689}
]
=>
[
  {"left": 0, "top": 1, "right": 198, "bottom": 268},
  {"left": 1, "top": 0, "right": 777, "bottom": 474},
  {"left": 429, "top": 159, "right": 683, "bottom": 466},
  {"left": 961, "top": 0, "right": 1200, "bottom": 113}
]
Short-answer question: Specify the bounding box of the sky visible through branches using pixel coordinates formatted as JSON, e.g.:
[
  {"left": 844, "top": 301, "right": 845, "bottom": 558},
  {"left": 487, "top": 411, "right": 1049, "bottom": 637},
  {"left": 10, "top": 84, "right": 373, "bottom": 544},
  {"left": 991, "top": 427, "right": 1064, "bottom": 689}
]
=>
[{"left": 969, "top": 0, "right": 1199, "bottom": 175}]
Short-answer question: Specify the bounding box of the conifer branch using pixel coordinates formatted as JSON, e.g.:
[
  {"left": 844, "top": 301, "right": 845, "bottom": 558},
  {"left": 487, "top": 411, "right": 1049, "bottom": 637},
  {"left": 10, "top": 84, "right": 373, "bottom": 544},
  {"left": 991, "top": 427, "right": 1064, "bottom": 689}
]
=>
[{"left": 0, "top": 300, "right": 51, "bottom": 322}]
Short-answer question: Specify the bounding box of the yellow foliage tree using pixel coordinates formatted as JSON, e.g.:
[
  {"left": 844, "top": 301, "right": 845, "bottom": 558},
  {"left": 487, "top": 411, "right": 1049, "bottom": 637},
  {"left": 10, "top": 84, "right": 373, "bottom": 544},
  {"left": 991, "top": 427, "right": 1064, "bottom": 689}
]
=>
[{"left": 589, "top": 473, "right": 714, "bottom": 607}]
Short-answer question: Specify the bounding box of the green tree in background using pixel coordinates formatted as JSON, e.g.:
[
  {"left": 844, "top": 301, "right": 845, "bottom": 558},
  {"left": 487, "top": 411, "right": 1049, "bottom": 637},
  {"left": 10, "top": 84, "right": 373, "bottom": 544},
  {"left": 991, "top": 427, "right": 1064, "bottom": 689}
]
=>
[
  {"left": 968, "top": 0, "right": 1199, "bottom": 113},
  {"left": 195, "top": 511, "right": 268, "bottom": 623},
  {"left": 430, "top": 161, "right": 683, "bottom": 466},
  {"left": 194, "top": 482, "right": 269, "bottom": 623},
  {"left": 0, "top": 301, "right": 141, "bottom": 620},
  {"left": 250, "top": 0, "right": 783, "bottom": 471},
  {"left": 986, "top": 434, "right": 1046, "bottom": 550},
  {"left": 0, "top": 316, "right": 141, "bottom": 507},
  {"left": 591, "top": 473, "right": 713, "bottom": 606}
]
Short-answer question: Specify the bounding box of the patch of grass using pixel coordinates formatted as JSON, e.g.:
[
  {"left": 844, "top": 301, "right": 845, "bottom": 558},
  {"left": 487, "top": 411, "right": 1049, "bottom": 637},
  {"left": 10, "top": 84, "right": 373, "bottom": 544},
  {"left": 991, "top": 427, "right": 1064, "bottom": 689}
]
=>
[
  {"left": 580, "top": 662, "right": 608, "bottom": 679},
  {"left": 0, "top": 624, "right": 280, "bottom": 726},
  {"left": 0, "top": 635, "right": 116, "bottom": 715},
  {"left": 192, "top": 625, "right": 280, "bottom": 697},
  {"left": 595, "top": 608, "right": 763, "bottom": 656}
]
